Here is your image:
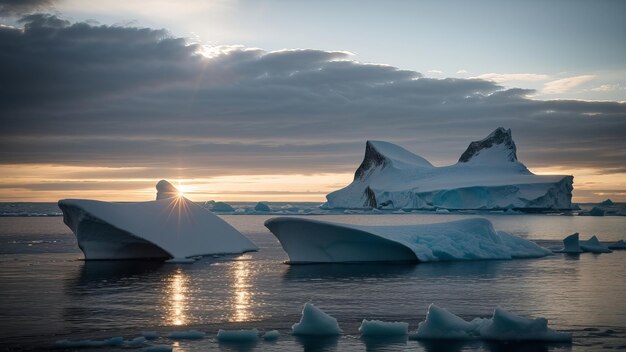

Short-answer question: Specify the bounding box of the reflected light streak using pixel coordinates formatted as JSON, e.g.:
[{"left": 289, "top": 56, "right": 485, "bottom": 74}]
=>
[
  {"left": 231, "top": 257, "right": 253, "bottom": 322},
  {"left": 165, "top": 268, "right": 189, "bottom": 326}
]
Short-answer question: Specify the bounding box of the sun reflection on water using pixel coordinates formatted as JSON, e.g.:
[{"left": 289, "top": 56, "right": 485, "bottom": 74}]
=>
[
  {"left": 164, "top": 268, "right": 189, "bottom": 326},
  {"left": 231, "top": 256, "right": 253, "bottom": 322}
]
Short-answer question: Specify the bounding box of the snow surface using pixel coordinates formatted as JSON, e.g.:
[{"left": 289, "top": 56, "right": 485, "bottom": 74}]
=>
[
  {"left": 58, "top": 180, "right": 257, "bottom": 260},
  {"left": 580, "top": 235, "right": 612, "bottom": 253},
  {"left": 292, "top": 303, "right": 342, "bottom": 335},
  {"left": 265, "top": 217, "right": 551, "bottom": 263},
  {"left": 324, "top": 128, "right": 573, "bottom": 210},
  {"left": 415, "top": 304, "right": 572, "bottom": 342},
  {"left": 216, "top": 329, "right": 259, "bottom": 342},
  {"left": 166, "top": 330, "right": 206, "bottom": 339},
  {"left": 359, "top": 320, "right": 409, "bottom": 336}
]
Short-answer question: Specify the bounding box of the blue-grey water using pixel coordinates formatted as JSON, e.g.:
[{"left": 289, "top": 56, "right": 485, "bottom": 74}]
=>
[{"left": 1, "top": 210, "right": 625, "bottom": 351}]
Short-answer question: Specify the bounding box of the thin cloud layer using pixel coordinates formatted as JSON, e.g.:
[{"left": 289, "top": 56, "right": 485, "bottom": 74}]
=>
[
  {"left": 0, "top": 0, "right": 54, "bottom": 16},
  {"left": 1, "top": 15, "right": 625, "bottom": 182}
]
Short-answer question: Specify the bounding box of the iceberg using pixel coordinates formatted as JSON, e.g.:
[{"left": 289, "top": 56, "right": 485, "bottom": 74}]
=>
[
  {"left": 323, "top": 128, "right": 573, "bottom": 211},
  {"left": 414, "top": 304, "right": 572, "bottom": 342},
  {"left": 359, "top": 320, "right": 409, "bottom": 336},
  {"left": 553, "top": 233, "right": 583, "bottom": 254},
  {"left": 579, "top": 235, "right": 612, "bottom": 253},
  {"left": 292, "top": 303, "right": 342, "bottom": 336},
  {"left": 58, "top": 180, "right": 257, "bottom": 260},
  {"left": 254, "top": 202, "right": 271, "bottom": 212},
  {"left": 262, "top": 330, "right": 280, "bottom": 341},
  {"left": 608, "top": 240, "right": 626, "bottom": 250},
  {"left": 264, "top": 217, "right": 551, "bottom": 263}
]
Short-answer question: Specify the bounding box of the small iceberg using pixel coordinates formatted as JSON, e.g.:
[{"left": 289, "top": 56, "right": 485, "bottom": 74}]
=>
[
  {"left": 265, "top": 217, "right": 550, "bottom": 263},
  {"left": 608, "top": 240, "right": 626, "bottom": 250},
  {"left": 414, "top": 304, "right": 571, "bottom": 342},
  {"left": 58, "top": 180, "right": 257, "bottom": 260},
  {"left": 216, "top": 329, "right": 259, "bottom": 342},
  {"left": 254, "top": 202, "right": 271, "bottom": 212},
  {"left": 553, "top": 233, "right": 583, "bottom": 254},
  {"left": 262, "top": 330, "right": 280, "bottom": 341},
  {"left": 359, "top": 319, "right": 409, "bottom": 336},
  {"left": 292, "top": 303, "right": 342, "bottom": 336},
  {"left": 580, "top": 235, "right": 612, "bottom": 253},
  {"left": 211, "top": 201, "right": 235, "bottom": 212}
]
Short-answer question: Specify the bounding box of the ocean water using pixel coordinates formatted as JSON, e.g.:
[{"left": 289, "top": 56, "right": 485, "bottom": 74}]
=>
[{"left": 0, "top": 212, "right": 625, "bottom": 351}]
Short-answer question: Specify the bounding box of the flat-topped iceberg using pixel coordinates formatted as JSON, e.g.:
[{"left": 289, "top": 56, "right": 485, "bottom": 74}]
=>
[
  {"left": 323, "top": 128, "right": 573, "bottom": 211},
  {"left": 58, "top": 180, "right": 257, "bottom": 260},
  {"left": 264, "top": 217, "right": 550, "bottom": 263}
]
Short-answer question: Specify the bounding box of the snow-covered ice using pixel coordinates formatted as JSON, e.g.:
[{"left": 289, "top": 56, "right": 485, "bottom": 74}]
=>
[
  {"left": 265, "top": 217, "right": 551, "bottom": 263},
  {"left": 323, "top": 128, "right": 573, "bottom": 211},
  {"left": 58, "top": 180, "right": 257, "bottom": 260},
  {"left": 580, "top": 235, "right": 612, "bottom": 253},
  {"left": 262, "top": 330, "right": 280, "bottom": 341},
  {"left": 166, "top": 330, "right": 206, "bottom": 339},
  {"left": 414, "top": 304, "right": 571, "bottom": 342},
  {"left": 359, "top": 319, "right": 409, "bottom": 336},
  {"left": 216, "top": 329, "right": 259, "bottom": 342},
  {"left": 292, "top": 303, "right": 342, "bottom": 335}
]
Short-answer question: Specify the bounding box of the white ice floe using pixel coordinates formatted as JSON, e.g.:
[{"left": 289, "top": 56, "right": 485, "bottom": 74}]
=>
[
  {"left": 262, "top": 330, "right": 280, "bottom": 341},
  {"left": 216, "top": 329, "right": 259, "bottom": 342},
  {"left": 265, "top": 217, "right": 551, "bottom": 263},
  {"left": 323, "top": 128, "right": 573, "bottom": 211},
  {"left": 166, "top": 330, "right": 206, "bottom": 339},
  {"left": 359, "top": 319, "right": 409, "bottom": 336},
  {"left": 58, "top": 180, "right": 257, "bottom": 260},
  {"left": 579, "top": 235, "right": 612, "bottom": 253},
  {"left": 609, "top": 240, "right": 626, "bottom": 250},
  {"left": 292, "top": 303, "right": 342, "bottom": 336},
  {"left": 415, "top": 304, "right": 572, "bottom": 342}
]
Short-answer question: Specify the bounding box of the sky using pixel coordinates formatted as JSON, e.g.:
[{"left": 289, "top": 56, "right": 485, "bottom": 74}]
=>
[{"left": 0, "top": 0, "right": 625, "bottom": 203}]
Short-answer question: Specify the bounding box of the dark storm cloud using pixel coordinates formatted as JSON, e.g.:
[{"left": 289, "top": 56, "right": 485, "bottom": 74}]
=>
[
  {"left": 0, "top": 0, "right": 53, "bottom": 16},
  {"left": 1, "top": 15, "right": 625, "bottom": 177}
]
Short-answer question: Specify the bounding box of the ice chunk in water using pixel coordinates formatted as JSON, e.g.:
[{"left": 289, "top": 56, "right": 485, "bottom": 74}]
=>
[
  {"left": 292, "top": 303, "right": 342, "bottom": 336},
  {"left": 359, "top": 319, "right": 409, "bottom": 336}
]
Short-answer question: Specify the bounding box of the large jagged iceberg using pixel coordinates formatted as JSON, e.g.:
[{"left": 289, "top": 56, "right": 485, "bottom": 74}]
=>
[
  {"left": 58, "top": 180, "right": 258, "bottom": 260},
  {"left": 264, "top": 217, "right": 551, "bottom": 263},
  {"left": 323, "top": 128, "right": 573, "bottom": 211}
]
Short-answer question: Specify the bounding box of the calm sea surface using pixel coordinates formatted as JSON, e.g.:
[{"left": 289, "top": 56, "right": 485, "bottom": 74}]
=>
[{"left": 0, "top": 212, "right": 625, "bottom": 351}]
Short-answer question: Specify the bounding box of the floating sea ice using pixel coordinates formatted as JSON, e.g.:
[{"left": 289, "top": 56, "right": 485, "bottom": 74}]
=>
[
  {"left": 435, "top": 208, "right": 450, "bottom": 214},
  {"left": 608, "top": 240, "right": 626, "bottom": 250},
  {"left": 216, "top": 329, "right": 259, "bottom": 342},
  {"left": 262, "top": 330, "right": 280, "bottom": 341},
  {"left": 359, "top": 319, "right": 409, "bottom": 336},
  {"left": 479, "top": 307, "right": 572, "bottom": 342},
  {"left": 53, "top": 336, "right": 124, "bottom": 348},
  {"left": 212, "top": 201, "right": 235, "bottom": 212},
  {"left": 167, "top": 330, "right": 206, "bottom": 339},
  {"left": 125, "top": 336, "right": 146, "bottom": 347},
  {"left": 292, "top": 303, "right": 342, "bottom": 336},
  {"left": 553, "top": 233, "right": 583, "bottom": 254},
  {"left": 254, "top": 202, "right": 271, "bottom": 212},
  {"left": 580, "top": 235, "right": 612, "bottom": 253},
  {"left": 414, "top": 304, "right": 483, "bottom": 339}
]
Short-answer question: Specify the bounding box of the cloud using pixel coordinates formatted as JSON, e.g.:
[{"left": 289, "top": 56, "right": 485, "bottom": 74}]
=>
[
  {"left": 543, "top": 75, "right": 596, "bottom": 94},
  {"left": 0, "top": 15, "right": 625, "bottom": 182},
  {"left": 470, "top": 73, "right": 550, "bottom": 83},
  {"left": 590, "top": 84, "right": 622, "bottom": 92},
  {"left": 456, "top": 69, "right": 467, "bottom": 74},
  {"left": 0, "top": 0, "right": 54, "bottom": 16},
  {"left": 427, "top": 69, "right": 443, "bottom": 74}
]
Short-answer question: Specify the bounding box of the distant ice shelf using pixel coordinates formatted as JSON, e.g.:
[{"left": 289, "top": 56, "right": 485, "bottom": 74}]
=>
[
  {"left": 323, "top": 127, "right": 573, "bottom": 211},
  {"left": 58, "top": 180, "right": 258, "bottom": 260},
  {"left": 264, "top": 217, "right": 551, "bottom": 263}
]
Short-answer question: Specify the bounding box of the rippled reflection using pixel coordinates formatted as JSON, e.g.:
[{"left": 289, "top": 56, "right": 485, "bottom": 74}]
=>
[
  {"left": 231, "top": 257, "right": 253, "bottom": 322},
  {"left": 164, "top": 268, "right": 189, "bottom": 326}
]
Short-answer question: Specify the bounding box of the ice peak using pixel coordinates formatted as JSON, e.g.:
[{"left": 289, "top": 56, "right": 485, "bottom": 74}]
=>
[
  {"left": 354, "top": 140, "right": 432, "bottom": 180},
  {"left": 458, "top": 127, "right": 518, "bottom": 163},
  {"left": 156, "top": 180, "right": 180, "bottom": 200}
]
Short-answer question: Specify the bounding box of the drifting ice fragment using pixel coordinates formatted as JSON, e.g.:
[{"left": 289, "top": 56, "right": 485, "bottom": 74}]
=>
[
  {"left": 262, "top": 330, "right": 280, "bottom": 341},
  {"left": 359, "top": 319, "right": 409, "bottom": 336},
  {"left": 554, "top": 233, "right": 583, "bottom": 254},
  {"left": 216, "top": 329, "right": 259, "bottom": 342},
  {"left": 212, "top": 202, "right": 235, "bottom": 212},
  {"left": 415, "top": 304, "right": 482, "bottom": 339},
  {"left": 292, "top": 303, "right": 342, "bottom": 336},
  {"left": 608, "top": 240, "right": 626, "bottom": 250},
  {"left": 479, "top": 307, "right": 572, "bottom": 342},
  {"left": 579, "top": 235, "right": 612, "bottom": 253},
  {"left": 254, "top": 202, "right": 271, "bottom": 212}
]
